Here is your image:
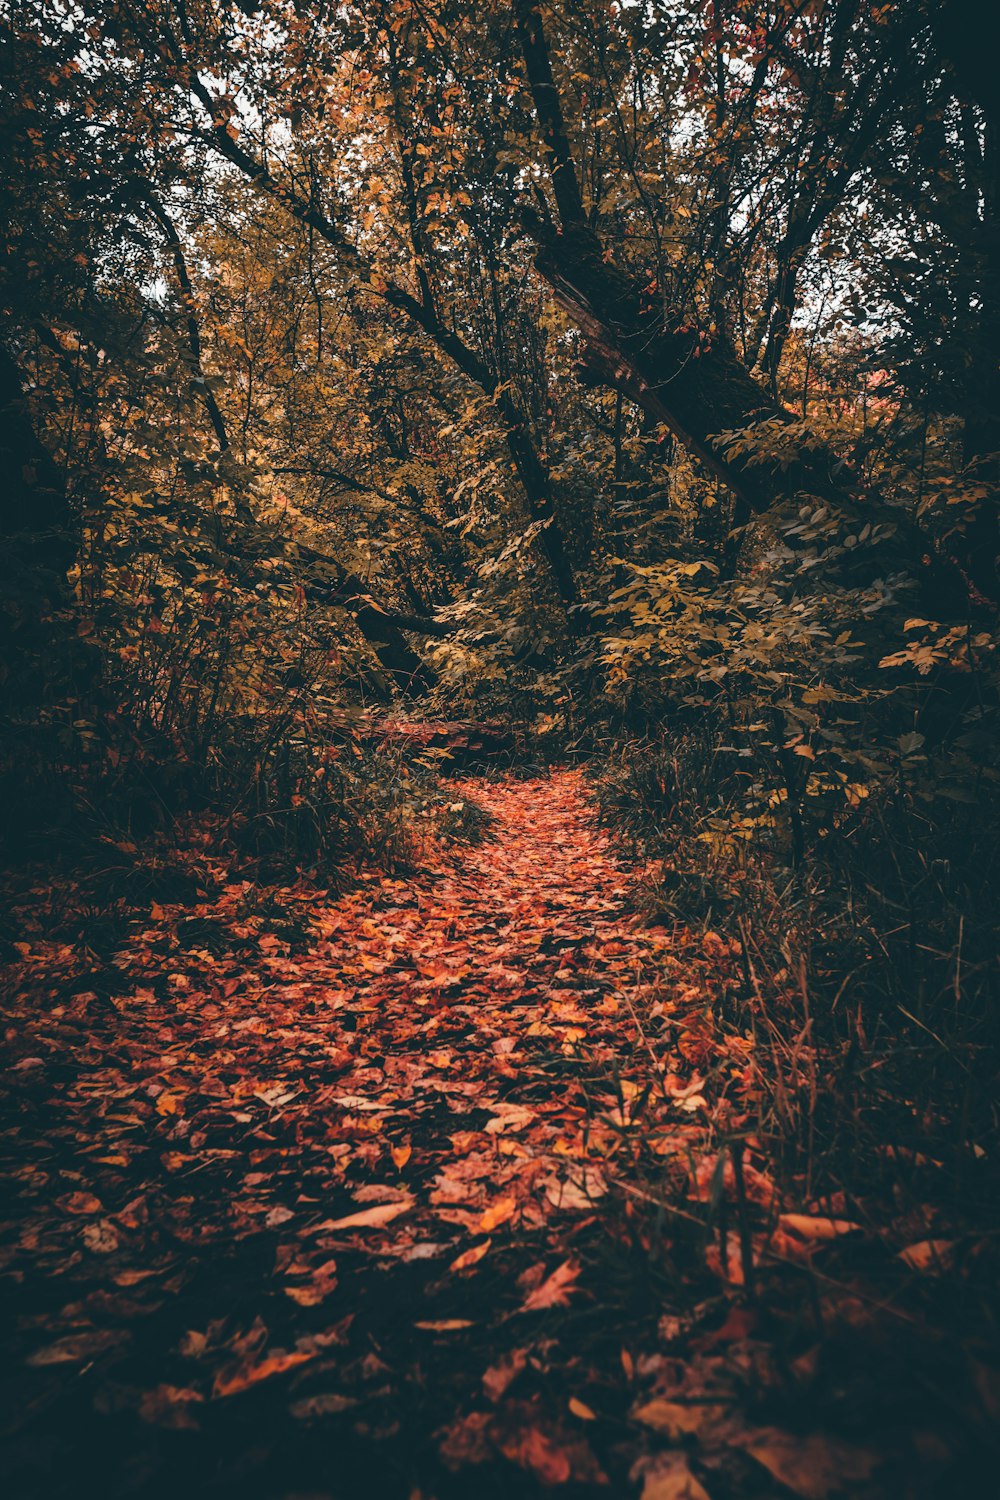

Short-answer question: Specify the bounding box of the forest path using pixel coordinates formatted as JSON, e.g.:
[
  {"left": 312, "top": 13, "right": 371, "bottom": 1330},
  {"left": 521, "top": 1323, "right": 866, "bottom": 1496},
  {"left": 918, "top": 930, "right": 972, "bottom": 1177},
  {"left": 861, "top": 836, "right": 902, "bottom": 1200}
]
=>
[
  {"left": 3, "top": 769, "right": 712, "bottom": 1498},
  {"left": 1, "top": 771, "right": 973, "bottom": 1497}
]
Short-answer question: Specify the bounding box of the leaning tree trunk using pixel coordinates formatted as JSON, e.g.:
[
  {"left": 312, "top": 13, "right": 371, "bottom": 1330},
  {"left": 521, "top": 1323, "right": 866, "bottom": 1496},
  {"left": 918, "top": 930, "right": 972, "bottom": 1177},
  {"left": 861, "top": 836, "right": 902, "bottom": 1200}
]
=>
[{"left": 512, "top": 0, "right": 984, "bottom": 617}]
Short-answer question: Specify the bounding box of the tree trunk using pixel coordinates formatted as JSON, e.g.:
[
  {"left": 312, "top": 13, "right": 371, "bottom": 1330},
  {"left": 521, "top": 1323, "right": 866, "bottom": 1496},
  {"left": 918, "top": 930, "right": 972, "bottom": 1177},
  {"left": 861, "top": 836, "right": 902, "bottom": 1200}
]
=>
[
  {"left": 0, "top": 341, "right": 78, "bottom": 690},
  {"left": 512, "top": 1, "right": 981, "bottom": 614}
]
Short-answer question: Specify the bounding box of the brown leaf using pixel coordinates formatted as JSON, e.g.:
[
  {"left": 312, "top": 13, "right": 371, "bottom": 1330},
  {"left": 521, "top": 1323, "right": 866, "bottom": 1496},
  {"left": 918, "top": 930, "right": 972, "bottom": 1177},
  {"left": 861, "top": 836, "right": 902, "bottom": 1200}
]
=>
[
  {"left": 737, "top": 1428, "right": 878, "bottom": 1500},
  {"left": 285, "top": 1258, "right": 338, "bottom": 1306},
  {"left": 27, "top": 1329, "right": 128, "bottom": 1366},
  {"left": 309, "top": 1200, "right": 410, "bottom": 1233},
  {"left": 484, "top": 1104, "right": 536, "bottom": 1134},
  {"left": 897, "top": 1238, "right": 955, "bottom": 1272},
  {"left": 438, "top": 1410, "right": 494, "bottom": 1469},
  {"left": 545, "top": 1170, "right": 606, "bottom": 1211},
  {"left": 479, "top": 1195, "right": 517, "bottom": 1232},
  {"left": 81, "top": 1219, "right": 120, "bottom": 1254},
  {"left": 57, "top": 1191, "right": 103, "bottom": 1216},
  {"left": 482, "top": 1347, "right": 528, "bottom": 1401},
  {"left": 289, "top": 1392, "right": 358, "bottom": 1420},
  {"left": 777, "top": 1214, "right": 863, "bottom": 1242},
  {"left": 521, "top": 1259, "right": 580, "bottom": 1312},
  {"left": 497, "top": 1425, "right": 571, "bottom": 1485},
  {"left": 633, "top": 1400, "right": 731, "bottom": 1439},
  {"left": 138, "top": 1385, "right": 204, "bottom": 1430},
  {"left": 640, "top": 1455, "right": 713, "bottom": 1500},
  {"left": 451, "top": 1238, "right": 491, "bottom": 1272},
  {"left": 496, "top": 1417, "right": 607, "bottom": 1487}
]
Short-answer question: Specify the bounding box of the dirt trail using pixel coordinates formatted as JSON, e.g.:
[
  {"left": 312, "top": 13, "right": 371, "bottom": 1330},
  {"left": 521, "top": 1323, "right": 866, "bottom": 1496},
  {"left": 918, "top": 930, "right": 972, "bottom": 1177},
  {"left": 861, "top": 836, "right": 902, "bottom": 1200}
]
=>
[
  {"left": 3, "top": 772, "right": 979, "bottom": 1498},
  {"left": 1, "top": 771, "right": 695, "bottom": 1498}
]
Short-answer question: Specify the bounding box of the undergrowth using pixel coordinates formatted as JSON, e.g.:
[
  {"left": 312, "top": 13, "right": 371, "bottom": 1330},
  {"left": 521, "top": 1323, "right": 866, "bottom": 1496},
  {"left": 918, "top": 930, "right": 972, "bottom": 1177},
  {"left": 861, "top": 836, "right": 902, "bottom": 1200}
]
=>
[{"left": 590, "top": 732, "right": 1000, "bottom": 1263}]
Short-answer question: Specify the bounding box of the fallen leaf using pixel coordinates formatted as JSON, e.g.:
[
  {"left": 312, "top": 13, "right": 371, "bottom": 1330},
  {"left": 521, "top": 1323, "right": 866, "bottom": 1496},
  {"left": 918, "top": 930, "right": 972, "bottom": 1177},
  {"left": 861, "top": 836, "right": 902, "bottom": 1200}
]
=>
[
  {"left": 479, "top": 1195, "right": 517, "bottom": 1232},
  {"left": 633, "top": 1400, "right": 730, "bottom": 1439},
  {"left": 138, "top": 1385, "right": 204, "bottom": 1429},
  {"left": 309, "top": 1200, "right": 410, "bottom": 1233},
  {"left": 897, "top": 1238, "right": 955, "bottom": 1272},
  {"left": 485, "top": 1105, "right": 536, "bottom": 1134},
  {"left": 569, "top": 1397, "right": 596, "bottom": 1421},
  {"left": 27, "top": 1329, "right": 128, "bottom": 1366},
  {"left": 162, "top": 1152, "right": 195, "bottom": 1171},
  {"left": 545, "top": 1170, "right": 607, "bottom": 1211},
  {"left": 415, "top": 1319, "right": 474, "bottom": 1331},
  {"left": 57, "top": 1191, "right": 103, "bottom": 1216},
  {"left": 641, "top": 1455, "right": 712, "bottom": 1500},
  {"left": 495, "top": 1414, "right": 608, "bottom": 1486},
  {"left": 81, "top": 1219, "right": 120, "bottom": 1254},
  {"left": 777, "top": 1214, "right": 863, "bottom": 1242},
  {"left": 483, "top": 1347, "right": 528, "bottom": 1401},
  {"left": 438, "top": 1410, "right": 493, "bottom": 1469},
  {"left": 391, "top": 1143, "right": 412, "bottom": 1169},
  {"left": 289, "top": 1392, "right": 358, "bottom": 1419},
  {"left": 113, "top": 1268, "right": 158, "bottom": 1287},
  {"left": 213, "top": 1349, "right": 316, "bottom": 1398},
  {"left": 497, "top": 1425, "right": 571, "bottom": 1485},
  {"left": 521, "top": 1259, "right": 580, "bottom": 1311},
  {"left": 737, "top": 1428, "right": 878, "bottom": 1500},
  {"left": 285, "top": 1258, "right": 338, "bottom": 1306},
  {"left": 451, "top": 1237, "right": 491, "bottom": 1272}
]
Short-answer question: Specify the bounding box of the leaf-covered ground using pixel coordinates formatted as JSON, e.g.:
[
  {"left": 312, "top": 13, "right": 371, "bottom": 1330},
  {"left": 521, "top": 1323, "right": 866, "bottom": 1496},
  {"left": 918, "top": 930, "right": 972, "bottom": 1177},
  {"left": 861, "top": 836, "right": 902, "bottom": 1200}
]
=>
[{"left": 1, "top": 772, "right": 995, "bottom": 1498}]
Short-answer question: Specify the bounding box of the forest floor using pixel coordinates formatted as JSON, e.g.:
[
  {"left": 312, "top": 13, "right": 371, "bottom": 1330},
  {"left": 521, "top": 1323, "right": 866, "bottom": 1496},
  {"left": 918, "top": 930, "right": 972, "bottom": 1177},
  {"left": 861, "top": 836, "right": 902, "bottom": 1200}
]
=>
[{"left": 1, "top": 769, "right": 996, "bottom": 1499}]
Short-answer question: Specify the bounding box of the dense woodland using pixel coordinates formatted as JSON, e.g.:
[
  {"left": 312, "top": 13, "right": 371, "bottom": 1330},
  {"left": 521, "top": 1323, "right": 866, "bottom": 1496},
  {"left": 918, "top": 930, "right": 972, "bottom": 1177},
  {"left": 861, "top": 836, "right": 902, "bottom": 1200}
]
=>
[{"left": 2, "top": 1, "right": 999, "bottom": 1496}]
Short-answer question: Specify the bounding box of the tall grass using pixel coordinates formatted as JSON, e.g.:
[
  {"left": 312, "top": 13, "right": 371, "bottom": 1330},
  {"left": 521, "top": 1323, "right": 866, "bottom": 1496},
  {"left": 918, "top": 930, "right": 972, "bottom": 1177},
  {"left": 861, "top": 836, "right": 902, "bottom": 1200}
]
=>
[{"left": 591, "top": 732, "right": 1000, "bottom": 1224}]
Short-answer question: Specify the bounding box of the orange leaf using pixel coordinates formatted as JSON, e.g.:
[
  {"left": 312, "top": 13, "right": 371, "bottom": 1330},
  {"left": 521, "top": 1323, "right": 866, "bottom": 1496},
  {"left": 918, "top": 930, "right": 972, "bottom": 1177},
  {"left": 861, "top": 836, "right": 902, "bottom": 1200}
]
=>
[
  {"left": 569, "top": 1397, "right": 596, "bottom": 1421},
  {"left": 213, "top": 1350, "right": 315, "bottom": 1399},
  {"left": 414, "top": 1319, "right": 474, "bottom": 1331},
  {"left": 58, "top": 1191, "right": 103, "bottom": 1215},
  {"left": 778, "top": 1214, "right": 863, "bottom": 1242},
  {"left": 498, "top": 1426, "right": 571, "bottom": 1485},
  {"left": 479, "top": 1195, "right": 517, "bottom": 1232},
  {"left": 897, "top": 1238, "right": 955, "bottom": 1272},
  {"left": 450, "top": 1238, "right": 491, "bottom": 1272},
  {"left": 310, "top": 1200, "right": 410, "bottom": 1233}
]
